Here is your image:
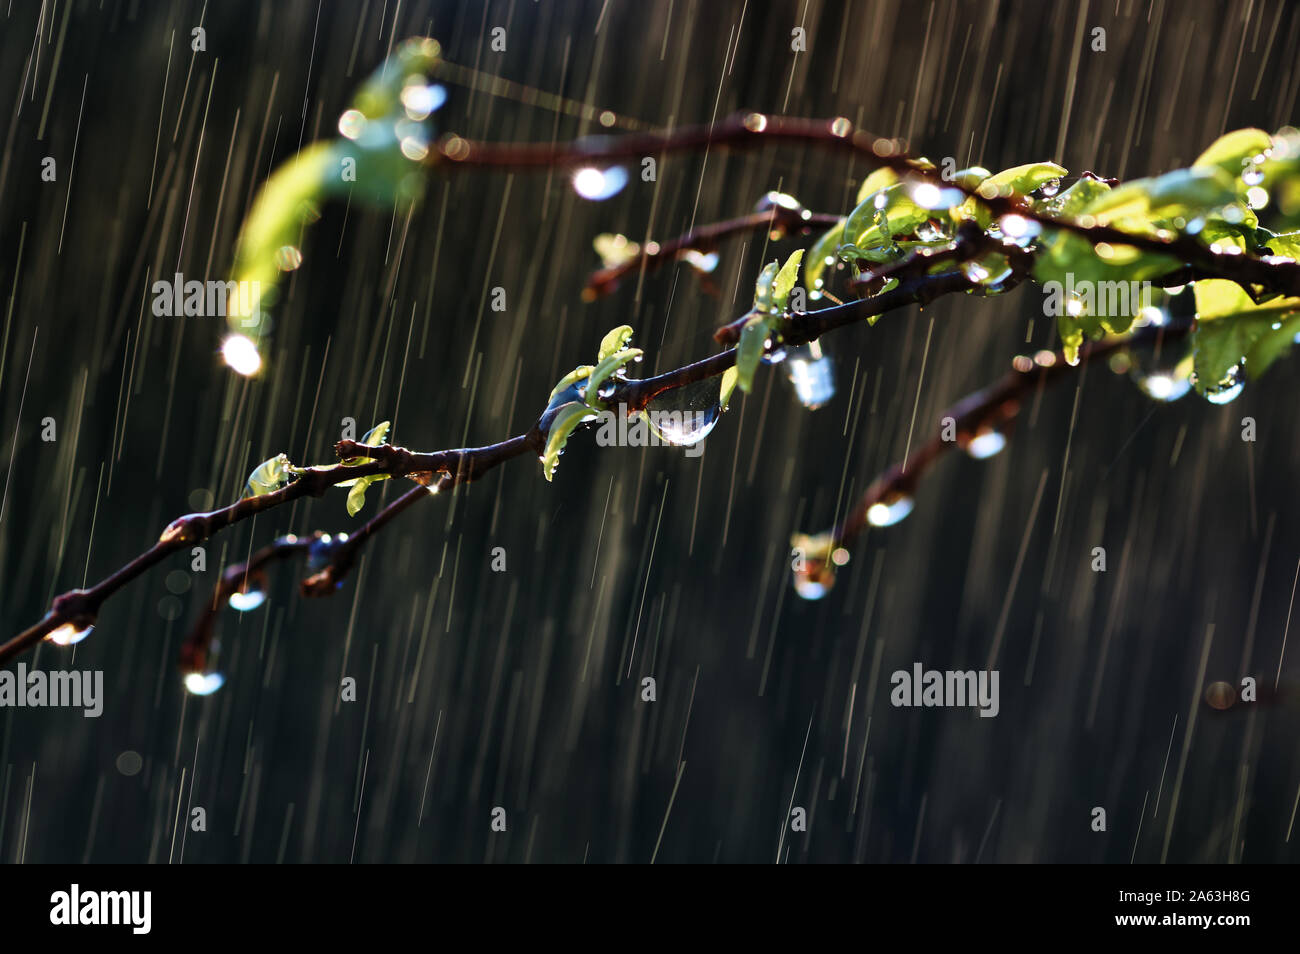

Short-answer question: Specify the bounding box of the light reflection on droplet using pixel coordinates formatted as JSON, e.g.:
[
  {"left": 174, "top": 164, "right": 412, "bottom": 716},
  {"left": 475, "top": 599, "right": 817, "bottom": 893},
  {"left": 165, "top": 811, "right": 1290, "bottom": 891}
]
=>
[
  {"left": 909, "top": 182, "right": 965, "bottom": 210},
  {"left": 867, "top": 494, "right": 914, "bottom": 527},
  {"left": 966, "top": 429, "right": 1007, "bottom": 459},
  {"left": 184, "top": 672, "right": 226, "bottom": 696},
  {"left": 228, "top": 588, "right": 267, "bottom": 612},
  {"left": 47, "top": 622, "right": 93, "bottom": 646},
  {"left": 274, "top": 246, "right": 303, "bottom": 271},
  {"left": 337, "top": 109, "right": 367, "bottom": 140},
  {"left": 1135, "top": 372, "right": 1192, "bottom": 402},
  {"left": 222, "top": 335, "right": 263, "bottom": 376},
  {"left": 400, "top": 83, "right": 446, "bottom": 120},
  {"left": 572, "top": 166, "right": 628, "bottom": 200},
  {"left": 785, "top": 342, "right": 835, "bottom": 409}
]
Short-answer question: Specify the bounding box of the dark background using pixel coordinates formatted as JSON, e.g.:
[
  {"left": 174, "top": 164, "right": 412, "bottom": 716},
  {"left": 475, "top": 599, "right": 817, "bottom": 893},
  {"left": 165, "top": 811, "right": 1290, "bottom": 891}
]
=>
[{"left": 1, "top": 0, "right": 1298, "bottom": 863}]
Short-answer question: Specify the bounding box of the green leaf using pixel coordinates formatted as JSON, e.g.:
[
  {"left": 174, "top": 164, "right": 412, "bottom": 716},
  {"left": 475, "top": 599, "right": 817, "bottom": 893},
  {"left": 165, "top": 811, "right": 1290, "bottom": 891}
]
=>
[
  {"left": 585, "top": 347, "right": 643, "bottom": 406},
  {"left": 720, "top": 366, "right": 740, "bottom": 409},
  {"left": 548, "top": 365, "right": 594, "bottom": 404},
  {"left": 1039, "top": 177, "right": 1110, "bottom": 219},
  {"left": 772, "top": 250, "right": 804, "bottom": 312},
  {"left": 346, "top": 473, "right": 390, "bottom": 517},
  {"left": 1082, "top": 167, "right": 1237, "bottom": 230},
  {"left": 855, "top": 167, "right": 899, "bottom": 205},
  {"left": 597, "top": 325, "right": 635, "bottom": 362},
  {"left": 975, "top": 161, "right": 1068, "bottom": 199},
  {"left": 243, "top": 453, "right": 292, "bottom": 498},
  {"left": 339, "top": 420, "right": 392, "bottom": 515},
  {"left": 752, "top": 261, "right": 780, "bottom": 314},
  {"left": 541, "top": 402, "right": 593, "bottom": 481},
  {"left": 805, "top": 219, "right": 846, "bottom": 295},
  {"left": 336, "top": 420, "right": 391, "bottom": 487},
  {"left": 1192, "top": 128, "right": 1273, "bottom": 175},
  {"left": 1193, "top": 278, "right": 1300, "bottom": 388},
  {"left": 844, "top": 184, "right": 928, "bottom": 251},
  {"left": 736, "top": 314, "right": 770, "bottom": 393}
]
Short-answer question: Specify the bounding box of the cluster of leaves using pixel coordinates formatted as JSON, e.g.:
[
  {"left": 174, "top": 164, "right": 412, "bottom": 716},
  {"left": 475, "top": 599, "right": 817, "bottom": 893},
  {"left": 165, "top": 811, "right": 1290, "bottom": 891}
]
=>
[
  {"left": 541, "top": 325, "right": 643, "bottom": 480},
  {"left": 791, "top": 126, "right": 1300, "bottom": 398},
  {"left": 242, "top": 419, "right": 391, "bottom": 516}
]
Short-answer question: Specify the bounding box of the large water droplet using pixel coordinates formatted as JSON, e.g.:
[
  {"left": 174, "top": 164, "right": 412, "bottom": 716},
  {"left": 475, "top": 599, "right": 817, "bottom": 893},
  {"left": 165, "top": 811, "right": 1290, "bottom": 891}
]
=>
[
  {"left": 572, "top": 166, "right": 628, "bottom": 201},
  {"left": 785, "top": 342, "right": 835, "bottom": 409},
  {"left": 642, "top": 378, "right": 723, "bottom": 446},
  {"left": 866, "top": 493, "right": 914, "bottom": 527},
  {"left": 184, "top": 671, "right": 226, "bottom": 696},
  {"left": 47, "top": 621, "right": 93, "bottom": 646}
]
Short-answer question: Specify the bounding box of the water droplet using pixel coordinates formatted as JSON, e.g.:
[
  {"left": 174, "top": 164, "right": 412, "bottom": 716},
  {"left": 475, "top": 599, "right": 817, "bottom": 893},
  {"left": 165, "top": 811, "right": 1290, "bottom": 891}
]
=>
[
  {"left": 997, "top": 214, "right": 1041, "bottom": 243},
  {"left": 866, "top": 493, "right": 914, "bottom": 527},
  {"left": 785, "top": 342, "right": 835, "bottom": 409},
  {"left": 115, "top": 751, "right": 143, "bottom": 776},
  {"left": 642, "top": 378, "right": 724, "bottom": 446},
  {"left": 677, "top": 248, "right": 720, "bottom": 273},
  {"left": 1241, "top": 163, "right": 1265, "bottom": 186},
  {"left": 793, "top": 563, "right": 835, "bottom": 599},
  {"left": 184, "top": 671, "right": 226, "bottom": 696},
  {"left": 274, "top": 246, "right": 303, "bottom": 271},
  {"left": 965, "top": 428, "right": 1007, "bottom": 459},
  {"left": 572, "top": 166, "right": 628, "bottom": 201},
  {"left": 1195, "top": 362, "right": 1246, "bottom": 404},
  {"left": 743, "top": 112, "right": 768, "bottom": 133},
  {"left": 47, "top": 621, "right": 93, "bottom": 646},
  {"left": 909, "top": 182, "right": 965, "bottom": 210},
  {"left": 754, "top": 191, "right": 802, "bottom": 214},
  {"left": 1246, "top": 185, "right": 1268, "bottom": 209},
  {"left": 337, "top": 109, "right": 367, "bottom": 140},
  {"left": 1036, "top": 178, "right": 1061, "bottom": 198},
  {"left": 914, "top": 219, "right": 949, "bottom": 242},
  {"left": 400, "top": 82, "right": 447, "bottom": 120},
  {"left": 165, "top": 570, "right": 192, "bottom": 594},
  {"left": 829, "top": 116, "right": 853, "bottom": 137},
  {"left": 961, "top": 261, "right": 990, "bottom": 282},
  {"left": 761, "top": 344, "right": 788, "bottom": 365},
  {"left": 222, "top": 335, "right": 263, "bottom": 376},
  {"left": 1134, "top": 371, "right": 1192, "bottom": 402},
  {"left": 1204, "top": 680, "right": 1236, "bottom": 710},
  {"left": 228, "top": 586, "right": 267, "bottom": 612},
  {"left": 307, "top": 532, "right": 351, "bottom": 573}
]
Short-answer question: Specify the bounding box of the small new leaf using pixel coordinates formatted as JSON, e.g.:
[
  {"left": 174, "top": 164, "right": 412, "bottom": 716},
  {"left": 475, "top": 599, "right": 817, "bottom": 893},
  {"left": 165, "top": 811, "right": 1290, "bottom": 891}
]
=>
[
  {"left": 736, "top": 314, "right": 770, "bottom": 393},
  {"left": 597, "top": 325, "right": 635, "bottom": 362},
  {"left": 341, "top": 420, "right": 392, "bottom": 515},
  {"left": 548, "top": 366, "right": 594, "bottom": 404},
  {"left": 542, "top": 402, "right": 593, "bottom": 482},
  {"left": 772, "top": 250, "right": 804, "bottom": 313},
  {"left": 720, "top": 366, "right": 740, "bottom": 409},
  {"left": 586, "top": 347, "right": 643, "bottom": 406},
  {"left": 243, "top": 453, "right": 292, "bottom": 498}
]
